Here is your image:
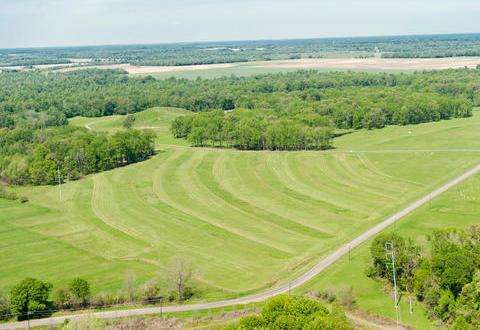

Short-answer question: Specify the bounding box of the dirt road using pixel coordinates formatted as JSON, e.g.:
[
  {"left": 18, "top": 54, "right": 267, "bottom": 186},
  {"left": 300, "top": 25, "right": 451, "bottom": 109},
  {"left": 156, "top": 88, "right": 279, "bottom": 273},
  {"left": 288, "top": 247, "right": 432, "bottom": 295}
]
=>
[{"left": 3, "top": 163, "right": 480, "bottom": 329}]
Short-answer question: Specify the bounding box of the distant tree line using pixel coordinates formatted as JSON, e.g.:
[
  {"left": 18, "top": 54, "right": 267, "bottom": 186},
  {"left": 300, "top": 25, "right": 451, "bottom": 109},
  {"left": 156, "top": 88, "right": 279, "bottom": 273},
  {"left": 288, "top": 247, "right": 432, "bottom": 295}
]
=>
[
  {"left": 0, "top": 126, "right": 155, "bottom": 185},
  {"left": 1, "top": 69, "right": 477, "bottom": 129},
  {"left": 2, "top": 34, "right": 480, "bottom": 67},
  {"left": 368, "top": 226, "right": 480, "bottom": 328}
]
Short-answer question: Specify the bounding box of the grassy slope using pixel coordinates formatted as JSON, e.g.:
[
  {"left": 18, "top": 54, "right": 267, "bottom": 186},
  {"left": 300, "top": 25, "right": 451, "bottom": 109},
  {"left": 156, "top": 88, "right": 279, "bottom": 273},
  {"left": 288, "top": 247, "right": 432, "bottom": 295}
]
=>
[
  {"left": 1, "top": 109, "right": 480, "bottom": 314},
  {"left": 69, "top": 107, "right": 191, "bottom": 146}
]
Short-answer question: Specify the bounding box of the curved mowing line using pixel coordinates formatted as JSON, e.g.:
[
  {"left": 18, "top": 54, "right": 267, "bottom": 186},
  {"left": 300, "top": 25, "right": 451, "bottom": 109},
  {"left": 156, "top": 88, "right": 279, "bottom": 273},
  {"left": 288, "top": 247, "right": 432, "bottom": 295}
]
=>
[
  {"left": 206, "top": 153, "right": 330, "bottom": 239},
  {"left": 7, "top": 163, "right": 480, "bottom": 329},
  {"left": 151, "top": 150, "right": 292, "bottom": 259}
]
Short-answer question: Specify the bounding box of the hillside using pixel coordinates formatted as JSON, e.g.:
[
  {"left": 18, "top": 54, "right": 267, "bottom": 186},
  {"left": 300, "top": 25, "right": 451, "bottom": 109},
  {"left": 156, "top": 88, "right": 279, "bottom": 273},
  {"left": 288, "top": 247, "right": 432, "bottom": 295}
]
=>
[
  {"left": 2, "top": 109, "right": 480, "bottom": 305},
  {"left": 69, "top": 107, "right": 191, "bottom": 147}
]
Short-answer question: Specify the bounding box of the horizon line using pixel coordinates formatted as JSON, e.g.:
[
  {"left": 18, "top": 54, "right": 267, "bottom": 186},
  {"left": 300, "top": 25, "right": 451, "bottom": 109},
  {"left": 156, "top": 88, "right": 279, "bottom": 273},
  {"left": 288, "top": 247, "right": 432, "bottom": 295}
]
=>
[{"left": 1, "top": 31, "right": 480, "bottom": 52}]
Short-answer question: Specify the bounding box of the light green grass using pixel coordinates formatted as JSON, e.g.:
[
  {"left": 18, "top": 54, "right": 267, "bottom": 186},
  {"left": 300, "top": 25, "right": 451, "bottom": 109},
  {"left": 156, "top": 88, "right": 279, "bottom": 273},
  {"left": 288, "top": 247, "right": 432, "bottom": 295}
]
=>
[
  {"left": 131, "top": 62, "right": 413, "bottom": 80},
  {"left": 2, "top": 110, "right": 480, "bottom": 325},
  {"left": 296, "top": 172, "right": 480, "bottom": 329},
  {"left": 69, "top": 107, "right": 191, "bottom": 146}
]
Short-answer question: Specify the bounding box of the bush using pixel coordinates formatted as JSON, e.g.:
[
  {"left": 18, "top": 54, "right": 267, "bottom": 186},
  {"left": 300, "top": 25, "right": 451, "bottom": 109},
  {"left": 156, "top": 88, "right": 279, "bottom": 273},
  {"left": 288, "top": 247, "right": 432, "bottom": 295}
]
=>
[
  {"left": 9, "top": 278, "right": 53, "bottom": 320},
  {"left": 140, "top": 280, "right": 161, "bottom": 304},
  {"left": 54, "top": 287, "right": 71, "bottom": 310},
  {"left": 90, "top": 293, "right": 127, "bottom": 309},
  {"left": 0, "top": 293, "right": 11, "bottom": 321},
  {"left": 234, "top": 295, "right": 353, "bottom": 329},
  {"left": 69, "top": 278, "right": 90, "bottom": 308},
  {"left": 336, "top": 286, "right": 356, "bottom": 309},
  {"left": 122, "top": 114, "right": 135, "bottom": 129}
]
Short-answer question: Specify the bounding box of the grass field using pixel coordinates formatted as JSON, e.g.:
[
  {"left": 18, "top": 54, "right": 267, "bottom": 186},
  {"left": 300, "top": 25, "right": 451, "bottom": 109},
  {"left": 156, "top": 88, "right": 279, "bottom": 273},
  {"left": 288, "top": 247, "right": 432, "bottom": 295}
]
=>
[
  {"left": 69, "top": 107, "right": 191, "bottom": 146},
  {"left": 2, "top": 109, "right": 480, "bottom": 314},
  {"left": 297, "top": 171, "right": 480, "bottom": 329}
]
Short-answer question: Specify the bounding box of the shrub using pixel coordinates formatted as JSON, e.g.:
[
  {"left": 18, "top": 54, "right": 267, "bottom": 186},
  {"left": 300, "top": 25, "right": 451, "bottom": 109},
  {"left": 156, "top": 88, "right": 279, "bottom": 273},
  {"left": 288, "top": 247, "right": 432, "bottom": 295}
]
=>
[
  {"left": 0, "top": 293, "right": 11, "bottom": 321},
  {"left": 140, "top": 280, "right": 161, "bottom": 304},
  {"left": 90, "top": 293, "right": 127, "bottom": 309},
  {"left": 69, "top": 278, "right": 90, "bottom": 308},
  {"left": 54, "top": 287, "right": 71, "bottom": 310},
  {"left": 122, "top": 114, "right": 135, "bottom": 129},
  {"left": 9, "top": 278, "right": 53, "bottom": 320},
  {"left": 336, "top": 286, "right": 357, "bottom": 309},
  {"left": 234, "top": 295, "right": 353, "bottom": 329}
]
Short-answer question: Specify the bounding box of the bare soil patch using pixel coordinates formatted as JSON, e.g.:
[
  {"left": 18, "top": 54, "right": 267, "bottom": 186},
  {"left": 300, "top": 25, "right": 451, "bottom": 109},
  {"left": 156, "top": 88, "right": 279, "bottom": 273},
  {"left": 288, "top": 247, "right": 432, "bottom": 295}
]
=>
[
  {"left": 253, "top": 57, "right": 480, "bottom": 70},
  {"left": 60, "top": 62, "right": 238, "bottom": 74}
]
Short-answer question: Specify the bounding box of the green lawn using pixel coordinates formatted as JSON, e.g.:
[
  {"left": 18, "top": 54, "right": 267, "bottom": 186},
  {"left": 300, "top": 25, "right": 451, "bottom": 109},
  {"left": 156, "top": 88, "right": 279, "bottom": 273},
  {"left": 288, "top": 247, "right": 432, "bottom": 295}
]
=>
[{"left": 2, "top": 109, "right": 480, "bottom": 320}]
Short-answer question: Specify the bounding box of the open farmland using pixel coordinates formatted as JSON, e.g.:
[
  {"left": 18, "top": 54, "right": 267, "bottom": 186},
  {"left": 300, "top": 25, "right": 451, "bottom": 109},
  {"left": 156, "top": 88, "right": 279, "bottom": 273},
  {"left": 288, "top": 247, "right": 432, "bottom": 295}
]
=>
[
  {"left": 54, "top": 57, "right": 480, "bottom": 79},
  {"left": 1, "top": 109, "right": 480, "bottom": 302}
]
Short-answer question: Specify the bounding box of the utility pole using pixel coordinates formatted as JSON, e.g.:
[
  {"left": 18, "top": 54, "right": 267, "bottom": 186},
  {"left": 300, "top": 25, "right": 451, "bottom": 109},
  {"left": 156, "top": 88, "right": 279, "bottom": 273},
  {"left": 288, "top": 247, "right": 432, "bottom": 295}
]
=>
[{"left": 385, "top": 241, "right": 400, "bottom": 330}]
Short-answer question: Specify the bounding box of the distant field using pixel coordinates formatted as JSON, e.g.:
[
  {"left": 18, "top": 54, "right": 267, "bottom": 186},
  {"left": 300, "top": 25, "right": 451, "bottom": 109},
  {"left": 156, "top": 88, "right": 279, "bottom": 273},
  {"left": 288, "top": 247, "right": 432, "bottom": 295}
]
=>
[
  {"left": 1, "top": 109, "right": 480, "bottom": 304},
  {"left": 55, "top": 57, "right": 480, "bottom": 79}
]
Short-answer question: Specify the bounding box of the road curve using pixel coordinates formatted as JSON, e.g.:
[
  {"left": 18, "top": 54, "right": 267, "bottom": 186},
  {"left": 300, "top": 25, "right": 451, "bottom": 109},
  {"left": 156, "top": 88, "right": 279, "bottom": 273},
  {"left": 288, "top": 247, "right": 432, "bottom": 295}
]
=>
[{"left": 3, "top": 163, "right": 480, "bottom": 330}]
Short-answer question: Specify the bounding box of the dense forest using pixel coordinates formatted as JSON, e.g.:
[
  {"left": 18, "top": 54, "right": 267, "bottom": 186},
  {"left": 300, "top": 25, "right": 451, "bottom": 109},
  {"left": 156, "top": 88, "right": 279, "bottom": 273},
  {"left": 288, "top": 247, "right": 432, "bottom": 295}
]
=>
[
  {"left": 369, "top": 227, "right": 480, "bottom": 328},
  {"left": 2, "top": 34, "right": 480, "bottom": 67},
  {"left": 0, "top": 127, "right": 155, "bottom": 185},
  {"left": 0, "top": 68, "right": 478, "bottom": 151}
]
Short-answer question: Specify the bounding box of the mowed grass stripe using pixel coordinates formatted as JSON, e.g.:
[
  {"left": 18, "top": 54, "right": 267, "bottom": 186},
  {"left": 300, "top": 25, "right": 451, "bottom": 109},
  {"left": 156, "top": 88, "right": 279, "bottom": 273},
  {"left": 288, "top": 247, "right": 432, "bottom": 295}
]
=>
[
  {"left": 156, "top": 149, "right": 294, "bottom": 255},
  {"left": 208, "top": 153, "right": 328, "bottom": 240}
]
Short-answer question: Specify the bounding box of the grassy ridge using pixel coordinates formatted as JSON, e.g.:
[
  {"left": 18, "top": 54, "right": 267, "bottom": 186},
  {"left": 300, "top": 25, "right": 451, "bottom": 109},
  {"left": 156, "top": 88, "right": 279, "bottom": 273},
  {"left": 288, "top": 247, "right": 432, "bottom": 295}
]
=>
[{"left": 69, "top": 107, "right": 191, "bottom": 146}]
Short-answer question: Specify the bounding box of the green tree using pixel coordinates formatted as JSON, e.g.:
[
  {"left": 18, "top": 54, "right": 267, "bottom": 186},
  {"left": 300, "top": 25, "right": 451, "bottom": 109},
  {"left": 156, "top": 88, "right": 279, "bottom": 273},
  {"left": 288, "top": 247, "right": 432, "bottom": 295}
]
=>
[
  {"left": 69, "top": 278, "right": 91, "bottom": 308},
  {"left": 122, "top": 114, "right": 135, "bottom": 129},
  {"left": 9, "top": 278, "right": 53, "bottom": 320},
  {"left": 235, "top": 295, "right": 352, "bottom": 329}
]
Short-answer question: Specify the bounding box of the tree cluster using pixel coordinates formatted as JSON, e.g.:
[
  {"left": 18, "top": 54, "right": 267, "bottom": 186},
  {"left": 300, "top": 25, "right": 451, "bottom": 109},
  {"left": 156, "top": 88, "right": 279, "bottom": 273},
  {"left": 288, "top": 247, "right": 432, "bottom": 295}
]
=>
[
  {"left": 369, "top": 226, "right": 480, "bottom": 328},
  {"left": 2, "top": 259, "right": 196, "bottom": 321},
  {"left": 171, "top": 110, "right": 333, "bottom": 150},
  {"left": 234, "top": 295, "right": 352, "bottom": 329},
  {"left": 0, "top": 126, "right": 155, "bottom": 185}
]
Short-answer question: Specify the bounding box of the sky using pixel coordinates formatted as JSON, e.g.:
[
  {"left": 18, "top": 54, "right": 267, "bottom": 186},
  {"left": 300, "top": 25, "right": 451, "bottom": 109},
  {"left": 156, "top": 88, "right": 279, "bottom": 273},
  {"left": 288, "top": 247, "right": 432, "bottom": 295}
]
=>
[{"left": 0, "top": 0, "right": 479, "bottom": 49}]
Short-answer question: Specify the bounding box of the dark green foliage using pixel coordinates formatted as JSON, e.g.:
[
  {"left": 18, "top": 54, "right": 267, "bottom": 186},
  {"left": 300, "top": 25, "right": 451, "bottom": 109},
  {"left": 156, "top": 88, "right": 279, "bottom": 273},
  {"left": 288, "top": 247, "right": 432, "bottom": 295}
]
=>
[
  {"left": 9, "top": 278, "right": 53, "bottom": 320},
  {"left": 0, "top": 69, "right": 477, "bottom": 134},
  {"left": 0, "top": 126, "right": 155, "bottom": 185},
  {"left": 370, "top": 226, "right": 480, "bottom": 326},
  {"left": 368, "top": 232, "right": 421, "bottom": 291},
  {"left": 172, "top": 109, "right": 333, "bottom": 151},
  {"left": 235, "top": 295, "right": 352, "bottom": 329},
  {"left": 176, "top": 110, "right": 331, "bottom": 150},
  {"left": 123, "top": 114, "right": 135, "bottom": 129},
  {"left": 69, "top": 278, "right": 91, "bottom": 308}
]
